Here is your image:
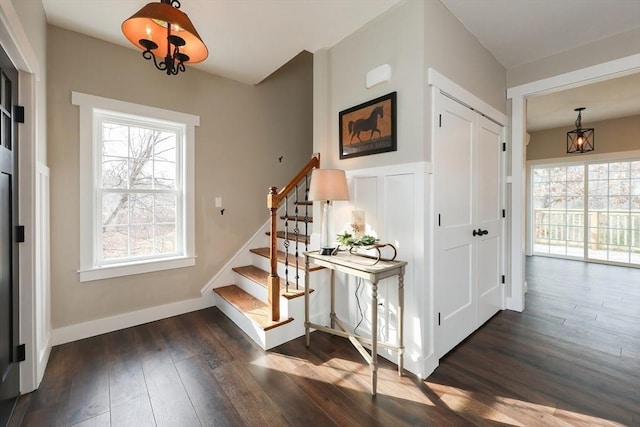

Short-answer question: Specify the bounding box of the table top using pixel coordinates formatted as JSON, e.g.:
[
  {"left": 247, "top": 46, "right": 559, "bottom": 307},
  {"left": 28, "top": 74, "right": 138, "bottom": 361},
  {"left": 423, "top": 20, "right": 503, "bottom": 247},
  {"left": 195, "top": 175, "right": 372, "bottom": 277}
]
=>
[{"left": 304, "top": 250, "right": 407, "bottom": 275}]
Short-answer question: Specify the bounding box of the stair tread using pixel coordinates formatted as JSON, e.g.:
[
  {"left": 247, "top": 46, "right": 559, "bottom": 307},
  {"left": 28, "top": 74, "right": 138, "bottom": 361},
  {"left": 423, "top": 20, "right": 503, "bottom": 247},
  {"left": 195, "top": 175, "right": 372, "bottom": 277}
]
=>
[
  {"left": 250, "top": 247, "right": 324, "bottom": 272},
  {"left": 295, "top": 200, "right": 313, "bottom": 206},
  {"left": 279, "top": 215, "right": 314, "bottom": 223},
  {"left": 265, "top": 231, "right": 309, "bottom": 243},
  {"left": 214, "top": 285, "right": 293, "bottom": 331},
  {"left": 232, "top": 264, "right": 314, "bottom": 299}
]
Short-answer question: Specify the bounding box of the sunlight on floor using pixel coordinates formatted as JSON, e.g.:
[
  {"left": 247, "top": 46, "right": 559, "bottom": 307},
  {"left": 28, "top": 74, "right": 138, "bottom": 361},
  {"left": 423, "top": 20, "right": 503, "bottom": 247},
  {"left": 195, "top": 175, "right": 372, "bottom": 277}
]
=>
[
  {"left": 426, "top": 381, "right": 627, "bottom": 427},
  {"left": 251, "top": 351, "right": 628, "bottom": 426},
  {"left": 251, "top": 353, "right": 437, "bottom": 405}
]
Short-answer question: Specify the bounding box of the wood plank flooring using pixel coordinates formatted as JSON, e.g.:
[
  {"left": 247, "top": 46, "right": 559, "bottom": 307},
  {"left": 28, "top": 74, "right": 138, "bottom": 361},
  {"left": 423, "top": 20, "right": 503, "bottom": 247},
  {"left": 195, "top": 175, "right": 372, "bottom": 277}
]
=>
[{"left": 9, "top": 256, "right": 640, "bottom": 426}]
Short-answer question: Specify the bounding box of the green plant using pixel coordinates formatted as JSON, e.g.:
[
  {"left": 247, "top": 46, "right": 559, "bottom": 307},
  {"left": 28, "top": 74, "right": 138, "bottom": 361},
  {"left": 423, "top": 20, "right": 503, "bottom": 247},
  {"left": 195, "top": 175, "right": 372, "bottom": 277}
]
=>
[{"left": 336, "top": 232, "right": 378, "bottom": 247}]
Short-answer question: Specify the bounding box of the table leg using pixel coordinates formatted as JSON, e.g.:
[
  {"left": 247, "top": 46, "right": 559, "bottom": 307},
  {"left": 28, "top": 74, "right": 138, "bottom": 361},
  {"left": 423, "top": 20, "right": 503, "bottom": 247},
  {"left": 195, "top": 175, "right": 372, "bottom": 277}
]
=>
[
  {"left": 398, "top": 268, "right": 405, "bottom": 376},
  {"left": 330, "top": 270, "right": 336, "bottom": 329},
  {"left": 304, "top": 255, "right": 310, "bottom": 347},
  {"left": 371, "top": 280, "right": 378, "bottom": 395}
]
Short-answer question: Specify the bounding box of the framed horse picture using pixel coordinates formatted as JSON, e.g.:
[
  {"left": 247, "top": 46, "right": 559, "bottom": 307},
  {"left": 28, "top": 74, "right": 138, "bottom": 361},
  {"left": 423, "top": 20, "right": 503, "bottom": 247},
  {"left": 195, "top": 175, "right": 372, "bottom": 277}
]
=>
[{"left": 339, "top": 92, "right": 396, "bottom": 159}]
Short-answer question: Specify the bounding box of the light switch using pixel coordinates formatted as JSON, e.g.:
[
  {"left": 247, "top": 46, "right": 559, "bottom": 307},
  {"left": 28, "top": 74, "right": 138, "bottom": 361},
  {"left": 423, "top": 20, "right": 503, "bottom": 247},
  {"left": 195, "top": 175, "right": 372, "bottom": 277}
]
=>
[{"left": 215, "top": 197, "right": 222, "bottom": 208}]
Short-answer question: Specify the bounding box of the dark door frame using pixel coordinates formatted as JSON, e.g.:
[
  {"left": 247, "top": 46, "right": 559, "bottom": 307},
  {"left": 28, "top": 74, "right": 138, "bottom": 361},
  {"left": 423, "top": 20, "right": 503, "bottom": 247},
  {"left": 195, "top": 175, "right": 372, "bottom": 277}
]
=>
[{"left": 0, "top": 39, "right": 20, "bottom": 427}]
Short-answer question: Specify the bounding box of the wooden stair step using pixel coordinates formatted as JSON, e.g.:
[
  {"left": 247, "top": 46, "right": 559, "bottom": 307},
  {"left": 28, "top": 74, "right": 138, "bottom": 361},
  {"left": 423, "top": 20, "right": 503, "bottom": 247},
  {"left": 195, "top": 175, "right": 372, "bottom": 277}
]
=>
[
  {"left": 214, "top": 285, "right": 293, "bottom": 331},
  {"left": 295, "top": 200, "right": 313, "bottom": 206},
  {"left": 250, "top": 247, "right": 324, "bottom": 272},
  {"left": 265, "top": 231, "right": 309, "bottom": 243},
  {"left": 279, "top": 215, "right": 313, "bottom": 223},
  {"left": 232, "top": 265, "right": 312, "bottom": 299}
]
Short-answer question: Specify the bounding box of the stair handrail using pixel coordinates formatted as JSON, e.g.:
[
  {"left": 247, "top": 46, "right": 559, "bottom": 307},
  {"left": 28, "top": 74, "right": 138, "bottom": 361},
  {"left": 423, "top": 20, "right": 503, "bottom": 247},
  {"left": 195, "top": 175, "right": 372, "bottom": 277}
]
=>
[{"left": 266, "top": 153, "right": 320, "bottom": 321}]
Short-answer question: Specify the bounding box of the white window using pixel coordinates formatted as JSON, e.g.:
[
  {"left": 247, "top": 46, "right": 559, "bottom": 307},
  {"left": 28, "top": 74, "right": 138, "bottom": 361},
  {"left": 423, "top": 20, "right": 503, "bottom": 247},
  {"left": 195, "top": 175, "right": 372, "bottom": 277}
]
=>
[
  {"left": 530, "top": 154, "right": 640, "bottom": 266},
  {"left": 73, "top": 92, "right": 198, "bottom": 281}
]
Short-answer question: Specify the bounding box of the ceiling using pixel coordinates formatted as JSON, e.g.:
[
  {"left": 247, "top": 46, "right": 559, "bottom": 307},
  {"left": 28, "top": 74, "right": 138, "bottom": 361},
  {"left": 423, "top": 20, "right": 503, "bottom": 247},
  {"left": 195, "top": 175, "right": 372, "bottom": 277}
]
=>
[
  {"left": 41, "top": 0, "right": 640, "bottom": 130},
  {"left": 526, "top": 73, "right": 640, "bottom": 132},
  {"left": 439, "top": 0, "right": 640, "bottom": 131},
  {"left": 41, "top": 0, "right": 404, "bottom": 85}
]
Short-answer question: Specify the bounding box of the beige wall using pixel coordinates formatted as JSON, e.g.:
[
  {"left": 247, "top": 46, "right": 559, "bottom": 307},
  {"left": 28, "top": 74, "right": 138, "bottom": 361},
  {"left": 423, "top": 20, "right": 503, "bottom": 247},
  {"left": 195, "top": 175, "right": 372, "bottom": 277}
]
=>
[
  {"left": 10, "top": 0, "right": 47, "bottom": 163},
  {"left": 320, "top": 0, "right": 425, "bottom": 170},
  {"left": 527, "top": 115, "right": 640, "bottom": 161},
  {"left": 313, "top": 0, "right": 506, "bottom": 376},
  {"left": 317, "top": 0, "right": 506, "bottom": 170},
  {"left": 47, "top": 26, "right": 313, "bottom": 328},
  {"left": 507, "top": 28, "right": 640, "bottom": 88},
  {"left": 424, "top": 0, "right": 506, "bottom": 114}
]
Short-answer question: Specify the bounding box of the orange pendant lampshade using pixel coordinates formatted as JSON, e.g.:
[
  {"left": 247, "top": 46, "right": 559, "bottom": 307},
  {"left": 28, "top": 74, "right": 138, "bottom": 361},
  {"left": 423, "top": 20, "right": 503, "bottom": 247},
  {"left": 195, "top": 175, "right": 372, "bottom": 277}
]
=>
[{"left": 122, "top": 0, "right": 208, "bottom": 75}]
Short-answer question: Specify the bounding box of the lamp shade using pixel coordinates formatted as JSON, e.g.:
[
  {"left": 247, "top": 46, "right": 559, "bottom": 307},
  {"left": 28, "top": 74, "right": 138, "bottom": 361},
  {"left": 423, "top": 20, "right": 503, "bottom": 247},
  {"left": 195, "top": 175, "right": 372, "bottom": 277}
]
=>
[
  {"left": 308, "top": 169, "right": 350, "bottom": 202},
  {"left": 122, "top": 1, "right": 208, "bottom": 64}
]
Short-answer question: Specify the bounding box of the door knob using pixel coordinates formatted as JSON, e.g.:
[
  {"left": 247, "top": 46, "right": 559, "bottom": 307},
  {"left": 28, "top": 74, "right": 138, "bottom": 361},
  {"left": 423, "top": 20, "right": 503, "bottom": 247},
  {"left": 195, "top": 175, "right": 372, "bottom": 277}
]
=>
[{"left": 473, "top": 228, "right": 489, "bottom": 236}]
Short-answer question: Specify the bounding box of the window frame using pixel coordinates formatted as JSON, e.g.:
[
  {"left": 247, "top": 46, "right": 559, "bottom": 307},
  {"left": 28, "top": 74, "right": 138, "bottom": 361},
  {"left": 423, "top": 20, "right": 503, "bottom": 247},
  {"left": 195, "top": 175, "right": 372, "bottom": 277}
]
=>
[
  {"left": 527, "top": 150, "right": 640, "bottom": 267},
  {"left": 73, "top": 92, "right": 198, "bottom": 282}
]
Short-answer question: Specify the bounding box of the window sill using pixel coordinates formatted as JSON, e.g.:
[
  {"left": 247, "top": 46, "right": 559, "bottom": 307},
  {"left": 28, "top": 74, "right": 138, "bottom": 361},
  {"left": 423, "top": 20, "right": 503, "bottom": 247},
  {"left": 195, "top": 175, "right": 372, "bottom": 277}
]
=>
[{"left": 78, "top": 256, "right": 196, "bottom": 282}]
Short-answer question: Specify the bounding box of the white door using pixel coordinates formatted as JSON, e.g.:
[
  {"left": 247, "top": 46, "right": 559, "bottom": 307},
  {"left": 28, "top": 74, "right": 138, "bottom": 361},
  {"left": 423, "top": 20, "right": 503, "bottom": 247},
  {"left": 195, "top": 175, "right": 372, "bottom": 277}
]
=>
[
  {"left": 434, "top": 96, "right": 477, "bottom": 357},
  {"left": 475, "top": 117, "right": 503, "bottom": 326},
  {"left": 434, "top": 94, "right": 503, "bottom": 358}
]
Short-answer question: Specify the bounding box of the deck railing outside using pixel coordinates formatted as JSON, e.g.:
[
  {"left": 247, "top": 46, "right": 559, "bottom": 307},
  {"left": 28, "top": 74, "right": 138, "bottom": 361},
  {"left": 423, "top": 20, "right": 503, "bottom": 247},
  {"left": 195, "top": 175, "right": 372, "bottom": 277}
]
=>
[{"left": 533, "top": 208, "right": 640, "bottom": 253}]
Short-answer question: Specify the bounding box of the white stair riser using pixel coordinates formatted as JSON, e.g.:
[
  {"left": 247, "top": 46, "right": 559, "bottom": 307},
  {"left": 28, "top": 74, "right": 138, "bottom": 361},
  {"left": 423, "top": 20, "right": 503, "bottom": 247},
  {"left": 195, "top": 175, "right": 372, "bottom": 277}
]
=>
[
  {"left": 232, "top": 273, "right": 268, "bottom": 302},
  {"left": 214, "top": 292, "right": 311, "bottom": 350},
  {"left": 231, "top": 272, "right": 308, "bottom": 318},
  {"left": 214, "top": 294, "right": 267, "bottom": 348},
  {"left": 250, "top": 254, "right": 309, "bottom": 288}
]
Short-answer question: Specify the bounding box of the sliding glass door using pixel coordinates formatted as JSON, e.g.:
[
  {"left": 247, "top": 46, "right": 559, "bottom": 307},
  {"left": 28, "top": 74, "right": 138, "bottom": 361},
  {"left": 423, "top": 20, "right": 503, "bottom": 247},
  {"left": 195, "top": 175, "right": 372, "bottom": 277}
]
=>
[
  {"left": 588, "top": 160, "right": 640, "bottom": 264},
  {"left": 531, "top": 158, "right": 639, "bottom": 266}
]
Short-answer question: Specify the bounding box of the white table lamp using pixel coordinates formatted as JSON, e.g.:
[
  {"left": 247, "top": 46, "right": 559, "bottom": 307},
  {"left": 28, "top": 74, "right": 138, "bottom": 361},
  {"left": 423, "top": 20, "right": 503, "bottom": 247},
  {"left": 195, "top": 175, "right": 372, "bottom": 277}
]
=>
[{"left": 308, "top": 169, "right": 350, "bottom": 255}]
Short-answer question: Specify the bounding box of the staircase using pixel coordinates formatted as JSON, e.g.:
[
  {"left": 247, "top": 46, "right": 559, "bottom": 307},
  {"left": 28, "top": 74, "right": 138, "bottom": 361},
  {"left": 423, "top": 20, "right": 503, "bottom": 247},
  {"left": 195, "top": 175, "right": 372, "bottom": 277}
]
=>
[{"left": 212, "top": 154, "right": 327, "bottom": 350}]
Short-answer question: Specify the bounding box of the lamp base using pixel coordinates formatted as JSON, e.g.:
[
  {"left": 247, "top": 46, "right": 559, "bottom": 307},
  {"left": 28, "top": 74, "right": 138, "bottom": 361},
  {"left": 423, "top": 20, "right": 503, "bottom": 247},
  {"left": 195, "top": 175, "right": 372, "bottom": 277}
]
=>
[{"left": 319, "top": 247, "right": 335, "bottom": 256}]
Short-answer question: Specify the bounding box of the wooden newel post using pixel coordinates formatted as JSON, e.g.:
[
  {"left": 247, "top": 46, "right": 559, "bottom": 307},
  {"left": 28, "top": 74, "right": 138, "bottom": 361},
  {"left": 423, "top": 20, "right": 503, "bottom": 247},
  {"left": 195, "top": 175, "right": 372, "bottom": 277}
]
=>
[{"left": 267, "top": 186, "right": 280, "bottom": 321}]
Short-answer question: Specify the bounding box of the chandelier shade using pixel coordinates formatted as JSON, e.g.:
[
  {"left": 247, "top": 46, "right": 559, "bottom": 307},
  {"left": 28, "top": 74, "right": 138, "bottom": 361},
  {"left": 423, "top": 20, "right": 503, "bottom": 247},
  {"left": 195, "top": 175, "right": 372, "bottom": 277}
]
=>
[
  {"left": 122, "top": 0, "right": 208, "bottom": 75},
  {"left": 566, "top": 107, "right": 595, "bottom": 154}
]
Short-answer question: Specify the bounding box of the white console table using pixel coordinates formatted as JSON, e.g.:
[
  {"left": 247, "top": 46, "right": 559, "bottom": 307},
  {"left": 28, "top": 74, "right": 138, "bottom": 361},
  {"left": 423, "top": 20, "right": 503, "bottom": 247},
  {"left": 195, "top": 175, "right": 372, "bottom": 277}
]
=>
[{"left": 303, "top": 250, "right": 407, "bottom": 395}]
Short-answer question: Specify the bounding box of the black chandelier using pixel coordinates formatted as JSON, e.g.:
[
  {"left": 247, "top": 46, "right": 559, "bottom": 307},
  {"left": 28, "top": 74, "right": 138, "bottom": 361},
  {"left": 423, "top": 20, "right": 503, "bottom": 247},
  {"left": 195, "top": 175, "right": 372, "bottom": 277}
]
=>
[
  {"left": 567, "top": 107, "right": 595, "bottom": 154},
  {"left": 122, "top": 0, "right": 208, "bottom": 75}
]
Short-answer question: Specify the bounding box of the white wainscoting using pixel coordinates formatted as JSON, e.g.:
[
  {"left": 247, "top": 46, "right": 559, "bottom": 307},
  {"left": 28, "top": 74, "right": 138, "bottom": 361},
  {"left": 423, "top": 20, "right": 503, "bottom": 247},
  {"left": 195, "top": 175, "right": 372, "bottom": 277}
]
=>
[
  {"left": 35, "top": 162, "right": 51, "bottom": 386},
  {"left": 330, "top": 162, "right": 433, "bottom": 378}
]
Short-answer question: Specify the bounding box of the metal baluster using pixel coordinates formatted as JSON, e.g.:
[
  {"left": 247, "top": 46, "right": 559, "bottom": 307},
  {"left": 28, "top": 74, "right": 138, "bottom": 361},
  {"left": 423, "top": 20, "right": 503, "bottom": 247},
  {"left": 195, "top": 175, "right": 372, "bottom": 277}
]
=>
[
  {"left": 294, "top": 184, "right": 300, "bottom": 290},
  {"left": 284, "top": 195, "right": 290, "bottom": 293},
  {"left": 305, "top": 174, "right": 310, "bottom": 252}
]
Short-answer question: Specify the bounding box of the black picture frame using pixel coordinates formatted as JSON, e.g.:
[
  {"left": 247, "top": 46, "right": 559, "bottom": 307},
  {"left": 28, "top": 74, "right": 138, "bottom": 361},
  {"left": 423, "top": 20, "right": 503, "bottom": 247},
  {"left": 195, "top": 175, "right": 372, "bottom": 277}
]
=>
[{"left": 339, "top": 91, "right": 397, "bottom": 159}]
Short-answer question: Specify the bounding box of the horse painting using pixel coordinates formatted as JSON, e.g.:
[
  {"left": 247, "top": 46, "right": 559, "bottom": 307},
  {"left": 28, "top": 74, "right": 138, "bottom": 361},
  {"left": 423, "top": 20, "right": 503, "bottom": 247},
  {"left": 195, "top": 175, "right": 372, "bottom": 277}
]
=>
[{"left": 348, "top": 105, "right": 384, "bottom": 143}]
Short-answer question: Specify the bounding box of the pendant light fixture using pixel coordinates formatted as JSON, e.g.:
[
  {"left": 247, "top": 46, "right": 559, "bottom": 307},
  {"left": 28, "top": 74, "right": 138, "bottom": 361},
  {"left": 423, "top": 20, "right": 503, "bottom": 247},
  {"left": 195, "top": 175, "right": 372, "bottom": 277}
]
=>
[
  {"left": 567, "top": 107, "right": 595, "bottom": 154},
  {"left": 122, "top": 0, "right": 208, "bottom": 75}
]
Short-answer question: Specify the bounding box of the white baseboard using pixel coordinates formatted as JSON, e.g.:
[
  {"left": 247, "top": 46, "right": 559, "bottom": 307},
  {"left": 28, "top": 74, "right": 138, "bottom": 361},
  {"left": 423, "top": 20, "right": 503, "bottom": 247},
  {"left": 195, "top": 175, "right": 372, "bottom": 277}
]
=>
[
  {"left": 37, "top": 333, "right": 51, "bottom": 386},
  {"left": 51, "top": 293, "right": 216, "bottom": 346}
]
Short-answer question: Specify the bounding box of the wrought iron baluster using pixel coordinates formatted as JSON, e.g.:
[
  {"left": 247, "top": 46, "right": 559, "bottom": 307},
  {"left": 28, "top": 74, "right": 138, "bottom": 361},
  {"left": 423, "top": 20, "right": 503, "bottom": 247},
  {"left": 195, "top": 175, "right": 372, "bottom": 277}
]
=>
[
  {"left": 305, "top": 174, "right": 310, "bottom": 253},
  {"left": 294, "top": 184, "right": 300, "bottom": 290},
  {"left": 283, "top": 195, "right": 290, "bottom": 293}
]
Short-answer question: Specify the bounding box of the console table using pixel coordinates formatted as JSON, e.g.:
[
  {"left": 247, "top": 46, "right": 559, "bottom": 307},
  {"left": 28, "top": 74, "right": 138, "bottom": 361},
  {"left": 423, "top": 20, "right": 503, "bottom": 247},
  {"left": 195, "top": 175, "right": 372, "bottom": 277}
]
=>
[{"left": 303, "top": 250, "right": 407, "bottom": 395}]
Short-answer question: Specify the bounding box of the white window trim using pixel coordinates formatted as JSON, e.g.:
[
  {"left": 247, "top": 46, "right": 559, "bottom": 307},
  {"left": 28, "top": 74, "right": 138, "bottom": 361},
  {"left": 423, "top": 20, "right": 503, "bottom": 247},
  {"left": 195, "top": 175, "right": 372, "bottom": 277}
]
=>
[
  {"left": 526, "top": 149, "right": 640, "bottom": 261},
  {"left": 72, "top": 92, "right": 198, "bottom": 282}
]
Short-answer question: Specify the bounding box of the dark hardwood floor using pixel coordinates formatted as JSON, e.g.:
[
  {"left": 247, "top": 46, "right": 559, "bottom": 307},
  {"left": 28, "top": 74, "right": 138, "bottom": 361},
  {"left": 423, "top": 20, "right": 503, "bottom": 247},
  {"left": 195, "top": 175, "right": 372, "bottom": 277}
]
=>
[{"left": 9, "top": 256, "right": 640, "bottom": 426}]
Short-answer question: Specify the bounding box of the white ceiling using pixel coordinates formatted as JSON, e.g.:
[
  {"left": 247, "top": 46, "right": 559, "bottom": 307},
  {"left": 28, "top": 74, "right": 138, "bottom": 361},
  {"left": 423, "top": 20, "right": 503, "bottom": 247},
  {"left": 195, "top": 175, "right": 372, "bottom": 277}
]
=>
[
  {"left": 41, "top": 0, "right": 640, "bottom": 130},
  {"left": 41, "top": 0, "right": 403, "bottom": 85},
  {"left": 439, "top": 0, "right": 640, "bottom": 130},
  {"left": 438, "top": 0, "right": 640, "bottom": 70},
  {"left": 526, "top": 73, "right": 640, "bottom": 132}
]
